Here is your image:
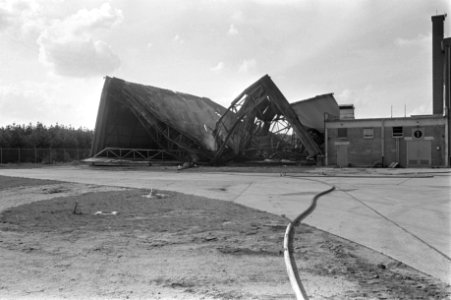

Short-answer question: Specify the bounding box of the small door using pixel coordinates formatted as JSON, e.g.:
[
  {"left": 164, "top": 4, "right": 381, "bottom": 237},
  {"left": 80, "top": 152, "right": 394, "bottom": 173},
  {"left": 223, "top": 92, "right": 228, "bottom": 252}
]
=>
[
  {"left": 407, "top": 140, "right": 431, "bottom": 167},
  {"left": 336, "top": 144, "right": 348, "bottom": 167}
]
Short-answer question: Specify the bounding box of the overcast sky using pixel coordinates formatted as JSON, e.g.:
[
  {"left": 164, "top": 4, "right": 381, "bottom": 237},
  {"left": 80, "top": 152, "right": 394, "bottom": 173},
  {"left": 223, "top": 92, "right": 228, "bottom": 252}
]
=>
[{"left": 1, "top": 0, "right": 450, "bottom": 129}]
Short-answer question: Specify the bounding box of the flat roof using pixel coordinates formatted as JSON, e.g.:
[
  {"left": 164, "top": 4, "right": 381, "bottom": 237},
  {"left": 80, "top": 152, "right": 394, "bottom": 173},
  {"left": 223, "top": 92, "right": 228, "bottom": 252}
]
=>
[{"left": 326, "top": 114, "right": 445, "bottom": 123}]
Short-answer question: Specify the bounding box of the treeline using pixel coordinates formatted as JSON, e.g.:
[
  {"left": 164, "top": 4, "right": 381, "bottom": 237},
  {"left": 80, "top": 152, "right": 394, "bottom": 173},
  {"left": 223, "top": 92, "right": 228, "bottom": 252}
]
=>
[{"left": 0, "top": 123, "right": 93, "bottom": 148}]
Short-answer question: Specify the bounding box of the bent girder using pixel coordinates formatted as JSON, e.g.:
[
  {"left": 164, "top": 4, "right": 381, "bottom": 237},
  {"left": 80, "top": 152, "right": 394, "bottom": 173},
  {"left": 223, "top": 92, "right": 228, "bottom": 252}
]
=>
[{"left": 213, "top": 75, "right": 322, "bottom": 162}]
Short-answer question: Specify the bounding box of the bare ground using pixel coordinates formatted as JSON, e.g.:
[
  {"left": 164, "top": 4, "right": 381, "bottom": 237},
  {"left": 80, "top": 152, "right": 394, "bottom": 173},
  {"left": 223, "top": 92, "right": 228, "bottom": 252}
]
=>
[{"left": 0, "top": 175, "right": 449, "bottom": 299}]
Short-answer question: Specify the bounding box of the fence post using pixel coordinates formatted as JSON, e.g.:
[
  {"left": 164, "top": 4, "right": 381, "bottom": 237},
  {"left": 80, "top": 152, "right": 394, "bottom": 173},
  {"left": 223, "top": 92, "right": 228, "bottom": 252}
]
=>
[
  {"left": 17, "top": 147, "right": 20, "bottom": 163},
  {"left": 0, "top": 147, "right": 2, "bottom": 164},
  {"left": 49, "top": 147, "right": 52, "bottom": 164}
]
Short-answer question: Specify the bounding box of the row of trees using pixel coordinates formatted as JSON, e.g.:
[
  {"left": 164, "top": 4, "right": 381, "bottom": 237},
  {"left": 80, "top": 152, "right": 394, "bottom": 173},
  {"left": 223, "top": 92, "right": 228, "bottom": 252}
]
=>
[{"left": 0, "top": 123, "right": 94, "bottom": 149}]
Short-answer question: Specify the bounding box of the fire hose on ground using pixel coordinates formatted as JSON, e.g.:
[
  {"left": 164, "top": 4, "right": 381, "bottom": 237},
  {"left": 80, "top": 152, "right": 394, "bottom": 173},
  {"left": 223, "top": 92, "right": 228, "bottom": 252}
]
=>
[{"left": 283, "top": 186, "right": 336, "bottom": 300}]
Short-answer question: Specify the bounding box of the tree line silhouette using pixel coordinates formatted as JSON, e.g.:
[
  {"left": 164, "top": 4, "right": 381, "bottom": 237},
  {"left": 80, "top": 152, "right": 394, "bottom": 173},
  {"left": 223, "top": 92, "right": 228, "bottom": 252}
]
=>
[{"left": 0, "top": 123, "right": 93, "bottom": 149}]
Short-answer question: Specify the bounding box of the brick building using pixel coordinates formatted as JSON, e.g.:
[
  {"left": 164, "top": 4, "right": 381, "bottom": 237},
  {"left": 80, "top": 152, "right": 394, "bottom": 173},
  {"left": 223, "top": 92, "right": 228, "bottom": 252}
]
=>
[{"left": 324, "top": 114, "right": 447, "bottom": 167}]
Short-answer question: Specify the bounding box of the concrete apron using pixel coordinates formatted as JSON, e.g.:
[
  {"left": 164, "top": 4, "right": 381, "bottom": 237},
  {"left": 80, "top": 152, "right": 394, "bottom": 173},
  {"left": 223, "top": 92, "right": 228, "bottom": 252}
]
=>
[{"left": 0, "top": 167, "right": 449, "bottom": 284}]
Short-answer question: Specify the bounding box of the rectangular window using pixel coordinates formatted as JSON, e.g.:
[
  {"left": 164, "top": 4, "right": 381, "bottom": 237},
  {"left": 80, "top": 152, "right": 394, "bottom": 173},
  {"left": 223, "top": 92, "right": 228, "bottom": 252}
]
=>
[
  {"left": 363, "top": 128, "right": 374, "bottom": 139},
  {"left": 392, "top": 126, "right": 403, "bottom": 137},
  {"left": 337, "top": 128, "right": 347, "bottom": 138}
]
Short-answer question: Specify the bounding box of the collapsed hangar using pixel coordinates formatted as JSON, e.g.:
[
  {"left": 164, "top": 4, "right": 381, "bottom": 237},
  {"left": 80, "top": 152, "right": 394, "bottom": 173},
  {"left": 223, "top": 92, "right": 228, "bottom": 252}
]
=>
[
  {"left": 89, "top": 75, "right": 332, "bottom": 164},
  {"left": 90, "top": 76, "right": 225, "bottom": 163}
]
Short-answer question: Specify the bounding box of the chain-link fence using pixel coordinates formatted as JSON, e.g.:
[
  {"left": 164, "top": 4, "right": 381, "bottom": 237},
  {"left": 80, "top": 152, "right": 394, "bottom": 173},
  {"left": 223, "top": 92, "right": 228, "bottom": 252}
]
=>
[{"left": 0, "top": 148, "right": 91, "bottom": 164}]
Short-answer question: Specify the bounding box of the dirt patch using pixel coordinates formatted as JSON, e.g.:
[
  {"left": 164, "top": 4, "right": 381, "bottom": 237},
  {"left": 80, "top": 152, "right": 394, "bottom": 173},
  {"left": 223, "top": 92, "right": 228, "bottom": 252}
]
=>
[{"left": 0, "top": 177, "right": 449, "bottom": 299}]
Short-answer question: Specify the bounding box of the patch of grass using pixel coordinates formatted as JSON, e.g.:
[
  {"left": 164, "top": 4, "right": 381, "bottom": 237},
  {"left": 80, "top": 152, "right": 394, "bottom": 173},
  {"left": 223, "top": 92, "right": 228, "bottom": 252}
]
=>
[
  {"left": 0, "top": 175, "right": 59, "bottom": 190},
  {"left": 0, "top": 189, "right": 285, "bottom": 235}
]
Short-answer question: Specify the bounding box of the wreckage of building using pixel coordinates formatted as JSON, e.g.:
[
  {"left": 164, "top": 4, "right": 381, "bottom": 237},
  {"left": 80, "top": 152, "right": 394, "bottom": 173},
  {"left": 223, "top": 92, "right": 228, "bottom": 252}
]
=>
[
  {"left": 89, "top": 75, "right": 325, "bottom": 164},
  {"left": 90, "top": 77, "right": 228, "bottom": 163},
  {"left": 213, "top": 75, "right": 322, "bottom": 162}
]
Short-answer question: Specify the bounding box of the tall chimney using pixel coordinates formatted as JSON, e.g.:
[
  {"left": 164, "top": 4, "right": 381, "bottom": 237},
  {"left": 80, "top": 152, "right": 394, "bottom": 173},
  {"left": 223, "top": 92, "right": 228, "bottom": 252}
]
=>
[
  {"left": 445, "top": 38, "right": 451, "bottom": 113},
  {"left": 432, "top": 14, "right": 446, "bottom": 115},
  {"left": 444, "top": 37, "right": 451, "bottom": 167}
]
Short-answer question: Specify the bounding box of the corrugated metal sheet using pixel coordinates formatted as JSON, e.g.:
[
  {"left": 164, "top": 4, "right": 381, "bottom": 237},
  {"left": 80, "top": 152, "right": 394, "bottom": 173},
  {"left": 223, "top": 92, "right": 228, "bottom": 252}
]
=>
[{"left": 291, "top": 94, "right": 339, "bottom": 132}]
